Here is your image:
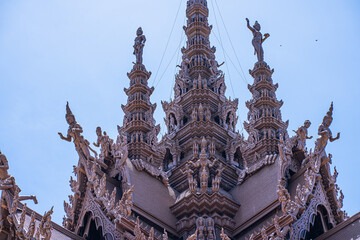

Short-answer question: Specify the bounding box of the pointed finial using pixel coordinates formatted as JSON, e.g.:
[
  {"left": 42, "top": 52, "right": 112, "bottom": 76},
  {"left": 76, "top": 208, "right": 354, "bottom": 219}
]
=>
[
  {"left": 66, "top": 102, "right": 75, "bottom": 119},
  {"left": 323, "top": 102, "right": 334, "bottom": 122},
  {"left": 328, "top": 101, "right": 334, "bottom": 117}
]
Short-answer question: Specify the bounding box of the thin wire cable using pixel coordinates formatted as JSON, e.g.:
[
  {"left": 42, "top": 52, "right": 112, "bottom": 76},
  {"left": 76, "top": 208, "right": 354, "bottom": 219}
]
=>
[
  {"left": 151, "top": 0, "right": 183, "bottom": 86},
  {"left": 214, "top": 0, "right": 248, "bottom": 83},
  {"left": 169, "top": 17, "right": 186, "bottom": 100},
  {"left": 210, "top": 0, "right": 244, "bottom": 134},
  {"left": 210, "top": 0, "right": 235, "bottom": 97},
  {"left": 170, "top": 39, "right": 182, "bottom": 100},
  {"left": 212, "top": 31, "right": 247, "bottom": 86},
  {"left": 154, "top": 33, "right": 185, "bottom": 89}
]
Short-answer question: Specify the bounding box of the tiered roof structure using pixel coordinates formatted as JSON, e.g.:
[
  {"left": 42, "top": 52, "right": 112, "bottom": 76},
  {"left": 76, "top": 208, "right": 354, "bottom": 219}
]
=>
[{"left": 0, "top": 0, "right": 359, "bottom": 240}]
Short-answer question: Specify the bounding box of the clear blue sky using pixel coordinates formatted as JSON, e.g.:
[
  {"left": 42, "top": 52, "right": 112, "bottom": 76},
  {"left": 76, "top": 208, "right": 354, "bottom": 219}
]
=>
[{"left": 0, "top": 0, "right": 359, "bottom": 224}]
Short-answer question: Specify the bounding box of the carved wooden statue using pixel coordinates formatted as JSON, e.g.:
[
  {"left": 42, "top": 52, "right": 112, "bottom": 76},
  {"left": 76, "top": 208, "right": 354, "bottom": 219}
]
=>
[
  {"left": 191, "top": 138, "right": 217, "bottom": 193},
  {"left": 293, "top": 120, "right": 313, "bottom": 151},
  {"left": 180, "top": 163, "right": 197, "bottom": 193},
  {"left": 314, "top": 102, "right": 340, "bottom": 153},
  {"left": 94, "top": 126, "right": 113, "bottom": 164},
  {"left": 134, "top": 27, "right": 146, "bottom": 64},
  {"left": 59, "top": 102, "right": 97, "bottom": 163},
  {"left": 212, "top": 163, "right": 225, "bottom": 192},
  {"left": 246, "top": 18, "right": 270, "bottom": 62}
]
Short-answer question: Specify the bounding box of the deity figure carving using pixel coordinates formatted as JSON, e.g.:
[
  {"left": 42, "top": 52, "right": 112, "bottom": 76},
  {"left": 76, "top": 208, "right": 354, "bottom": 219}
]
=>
[
  {"left": 88, "top": 163, "right": 98, "bottom": 189},
  {"left": 219, "top": 83, "right": 226, "bottom": 96},
  {"left": 206, "top": 217, "right": 215, "bottom": 240},
  {"left": 193, "top": 77, "right": 198, "bottom": 89},
  {"left": 113, "top": 134, "right": 129, "bottom": 185},
  {"left": 134, "top": 27, "right": 146, "bottom": 64},
  {"left": 212, "top": 163, "right": 225, "bottom": 192},
  {"left": 209, "top": 140, "right": 215, "bottom": 158},
  {"left": 59, "top": 102, "right": 97, "bottom": 163},
  {"left": 174, "top": 84, "right": 181, "bottom": 97},
  {"left": 220, "top": 228, "right": 231, "bottom": 240},
  {"left": 0, "top": 152, "right": 20, "bottom": 195},
  {"left": 278, "top": 135, "right": 293, "bottom": 181},
  {"left": 198, "top": 104, "right": 204, "bottom": 121},
  {"left": 228, "top": 112, "right": 236, "bottom": 132},
  {"left": 193, "top": 142, "right": 199, "bottom": 158},
  {"left": 314, "top": 102, "right": 340, "bottom": 153},
  {"left": 196, "top": 217, "right": 206, "bottom": 240},
  {"left": 180, "top": 163, "right": 197, "bottom": 193},
  {"left": 205, "top": 108, "right": 211, "bottom": 122},
  {"left": 94, "top": 126, "right": 113, "bottom": 164},
  {"left": 191, "top": 138, "right": 217, "bottom": 193},
  {"left": 169, "top": 114, "right": 177, "bottom": 132},
  {"left": 204, "top": 54, "right": 224, "bottom": 77},
  {"left": 0, "top": 152, "right": 37, "bottom": 231},
  {"left": 192, "top": 108, "right": 198, "bottom": 121},
  {"left": 148, "top": 227, "right": 154, "bottom": 240},
  {"left": 246, "top": 18, "right": 270, "bottom": 62},
  {"left": 197, "top": 74, "right": 203, "bottom": 89},
  {"left": 177, "top": 51, "right": 193, "bottom": 77},
  {"left": 293, "top": 120, "right": 313, "bottom": 151}
]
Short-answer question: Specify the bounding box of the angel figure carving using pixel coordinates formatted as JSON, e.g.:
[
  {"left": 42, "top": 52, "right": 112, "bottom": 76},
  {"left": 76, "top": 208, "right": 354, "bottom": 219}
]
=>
[
  {"left": 204, "top": 54, "right": 224, "bottom": 77},
  {"left": 94, "top": 126, "right": 113, "bottom": 162},
  {"left": 59, "top": 102, "right": 97, "bottom": 163},
  {"left": 293, "top": 120, "right": 313, "bottom": 151},
  {"left": 246, "top": 18, "right": 270, "bottom": 62},
  {"left": 314, "top": 102, "right": 340, "bottom": 153}
]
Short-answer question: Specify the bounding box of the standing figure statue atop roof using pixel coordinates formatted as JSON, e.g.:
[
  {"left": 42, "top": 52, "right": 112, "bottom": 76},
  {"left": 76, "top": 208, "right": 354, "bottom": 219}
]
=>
[
  {"left": 58, "top": 102, "right": 97, "bottom": 163},
  {"left": 314, "top": 102, "right": 340, "bottom": 153},
  {"left": 133, "top": 27, "right": 146, "bottom": 64},
  {"left": 246, "top": 18, "right": 270, "bottom": 62}
]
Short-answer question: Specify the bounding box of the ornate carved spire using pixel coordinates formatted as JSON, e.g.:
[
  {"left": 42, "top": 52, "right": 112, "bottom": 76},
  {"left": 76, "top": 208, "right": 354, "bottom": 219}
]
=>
[
  {"left": 120, "top": 28, "right": 163, "bottom": 168},
  {"left": 243, "top": 22, "right": 288, "bottom": 165}
]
